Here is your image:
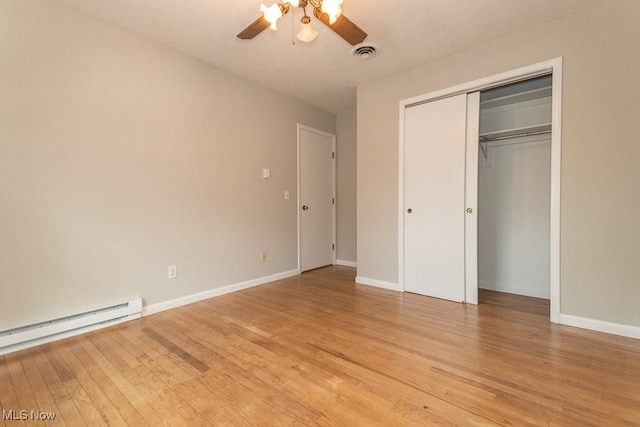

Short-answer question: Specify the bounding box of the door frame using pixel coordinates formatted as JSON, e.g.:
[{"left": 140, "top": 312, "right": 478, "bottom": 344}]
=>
[
  {"left": 297, "top": 123, "right": 337, "bottom": 272},
  {"left": 398, "top": 58, "right": 563, "bottom": 323}
]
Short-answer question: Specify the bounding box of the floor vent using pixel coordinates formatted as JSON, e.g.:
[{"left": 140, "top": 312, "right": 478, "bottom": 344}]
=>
[{"left": 0, "top": 298, "right": 142, "bottom": 356}]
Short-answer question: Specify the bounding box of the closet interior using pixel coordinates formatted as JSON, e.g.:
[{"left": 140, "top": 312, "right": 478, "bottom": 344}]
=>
[{"left": 477, "top": 75, "right": 552, "bottom": 301}]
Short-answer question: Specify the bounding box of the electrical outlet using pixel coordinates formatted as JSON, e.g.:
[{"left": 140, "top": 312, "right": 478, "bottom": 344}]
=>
[
  {"left": 261, "top": 251, "right": 267, "bottom": 263},
  {"left": 168, "top": 265, "right": 177, "bottom": 279}
]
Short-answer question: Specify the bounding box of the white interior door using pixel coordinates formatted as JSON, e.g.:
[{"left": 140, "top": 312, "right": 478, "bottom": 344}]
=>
[
  {"left": 299, "top": 125, "right": 335, "bottom": 272},
  {"left": 404, "top": 94, "right": 469, "bottom": 302}
]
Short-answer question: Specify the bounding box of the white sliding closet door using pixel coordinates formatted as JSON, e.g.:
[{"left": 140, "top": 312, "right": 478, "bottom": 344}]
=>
[{"left": 404, "top": 93, "right": 472, "bottom": 302}]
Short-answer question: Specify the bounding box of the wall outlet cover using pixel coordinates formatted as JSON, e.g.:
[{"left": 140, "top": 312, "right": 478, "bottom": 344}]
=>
[{"left": 168, "top": 265, "right": 177, "bottom": 279}]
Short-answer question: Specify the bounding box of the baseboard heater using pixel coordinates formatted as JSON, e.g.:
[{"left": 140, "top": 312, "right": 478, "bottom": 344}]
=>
[{"left": 0, "top": 298, "right": 142, "bottom": 356}]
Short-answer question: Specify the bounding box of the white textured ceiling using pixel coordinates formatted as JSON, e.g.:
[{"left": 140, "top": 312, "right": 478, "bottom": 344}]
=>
[{"left": 56, "top": 0, "right": 595, "bottom": 114}]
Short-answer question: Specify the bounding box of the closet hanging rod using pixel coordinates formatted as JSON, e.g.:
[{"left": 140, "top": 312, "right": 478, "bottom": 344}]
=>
[{"left": 479, "top": 128, "right": 551, "bottom": 143}]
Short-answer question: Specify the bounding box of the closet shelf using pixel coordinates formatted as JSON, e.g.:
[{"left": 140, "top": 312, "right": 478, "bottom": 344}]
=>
[
  {"left": 480, "top": 86, "right": 552, "bottom": 109},
  {"left": 479, "top": 123, "right": 551, "bottom": 142}
]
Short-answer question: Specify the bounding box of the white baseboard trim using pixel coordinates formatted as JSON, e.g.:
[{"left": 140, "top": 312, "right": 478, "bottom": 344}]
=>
[
  {"left": 355, "top": 276, "right": 402, "bottom": 292},
  {"left": 336, "top": 260, "right": 357, "bottom": 268},
  {"left": 559, "top": 314, "right": 640, "bottom": 340},
  {"left": 143, "top": 269, "right": 301, "bottom": 317}
]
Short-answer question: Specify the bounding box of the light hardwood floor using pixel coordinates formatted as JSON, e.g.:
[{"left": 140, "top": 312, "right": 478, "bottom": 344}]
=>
[{"left": 1, "top": 266, "right": 639, "bottom": 426}]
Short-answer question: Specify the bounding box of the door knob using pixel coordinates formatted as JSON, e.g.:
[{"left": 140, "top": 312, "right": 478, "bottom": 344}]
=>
[
  {"left": 302, "top": 205, "right": 309, "bottom": 210},
  {"left": 466, "top": 208, "right": 473, "bottom": 214},
  {"left": 407, "top": 208, "right": 413, "bottom": 214}
]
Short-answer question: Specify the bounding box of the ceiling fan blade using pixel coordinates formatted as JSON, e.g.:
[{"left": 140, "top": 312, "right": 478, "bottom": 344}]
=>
[
  {"left": 313, "top": 9, "right": 367, "bottom": 46},
  {"left": 237, "top": 16, "right": 271, "bottom": 40},
  {"left": 237, "top": 6, "right": 291, "bottom": 40}
]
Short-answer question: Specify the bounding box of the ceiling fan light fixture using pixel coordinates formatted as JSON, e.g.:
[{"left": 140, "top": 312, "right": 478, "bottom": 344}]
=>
[
  {"left": 321, "top": 0, "right": 343, "bottom": 24},
  {"left": 237, "top": 0, "right": 366, "bottom": 45},
  {"left": 296, "top": 15, "right": 318, "bottom": 42},
  {"left": 260, "top": 2, "right": 284, "bottom": 30}
]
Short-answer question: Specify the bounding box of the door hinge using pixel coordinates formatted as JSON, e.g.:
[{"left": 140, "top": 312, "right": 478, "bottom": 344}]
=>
[
  {"left": 332, "top": 198, "right": 335, "bottom": 205},
  {"left": 332, "top": 244, "right": 335, "bottom": 251},
  {"left": 332, "top": 152, "right": 335, "bottom": 159}
]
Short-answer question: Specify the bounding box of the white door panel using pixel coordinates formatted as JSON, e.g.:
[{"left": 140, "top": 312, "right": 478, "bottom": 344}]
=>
[
  {"left": 465, "top": 92, "right": 480, "bottom": 305},
  {"left": 299, "top": 126, "right": 335, "bottom": 272},
  {"left": 404, "top": 94, "right": 468, "bottom": 302}
]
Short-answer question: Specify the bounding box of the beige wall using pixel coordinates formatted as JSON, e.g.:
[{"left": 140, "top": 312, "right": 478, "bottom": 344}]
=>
[
  {"left": 0, "top": 0, "right": 335, "bottom": 330},
  {"left": 336, "top": 105, "right": 357, "bottom": 263},
  {"left": 357, "top": 1, "right": 640, "bottom": 326}
]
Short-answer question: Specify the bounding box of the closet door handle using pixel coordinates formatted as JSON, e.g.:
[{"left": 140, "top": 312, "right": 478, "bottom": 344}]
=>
[
  {"left": 466, "top": 208, "right": 473, "bottom": 214},
  {"left": 407, "top": 208, "right": 413, "bottom": 214}
]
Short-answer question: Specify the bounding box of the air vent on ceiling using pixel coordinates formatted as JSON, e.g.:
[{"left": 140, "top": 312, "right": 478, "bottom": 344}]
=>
[{"left": 351, "top": 43, "right": 379, "bottom": 60}]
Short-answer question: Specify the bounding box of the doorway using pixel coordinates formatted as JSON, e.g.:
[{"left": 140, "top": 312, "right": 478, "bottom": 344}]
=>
[
  {"left": 298, "top": 124, "right": 336, "bottom": 272},
  {"left": 478, "top": 76, "right": 552, "bottom": 302},
  {"left": 398, "top": 58, "right": 562, "bottom": 322}
]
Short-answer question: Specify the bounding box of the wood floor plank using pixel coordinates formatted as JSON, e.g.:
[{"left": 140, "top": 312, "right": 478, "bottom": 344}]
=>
[
  {"left": 96, "top": 331, "right": 198, "bottom": 426},
  {"left": 19, "top": 349, "right": 66, "bottom": 427},
  {"left": 4, "top": 353, "right": 42, "bottom": 427},
  {"left": 2, "top": 266, "right": 639, "bottom": 425},
  {"left": 87, "top": 333, "right": 179, "bottom": 427},
  {"left": 52, "top": 342, "right": 114, "bottom": 426},
  {"left": 30, "top": 346, "right": 86, "bottom": 427},
  {"left": 0, "top": 356, "right": 26, "bottom": 427},
  {"left": 152, "top": 312, "right": 327, "bottom": 424},
  {"left": 70, "top": 337, "right": 152, "bottom": 427},
  {"left": 185, "top": 304, "right": 484, "bottom": 425},
  {"left": 115, "top": 325, "right": 216, "bottom": 425}
]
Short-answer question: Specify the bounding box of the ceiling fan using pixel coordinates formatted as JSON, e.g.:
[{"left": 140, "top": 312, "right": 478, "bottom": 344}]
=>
[{"left": 237, "top": 0, "right": 367, "bottom": 46}]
